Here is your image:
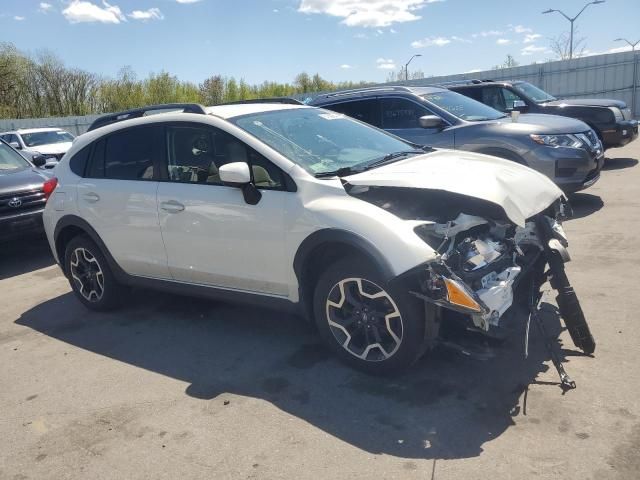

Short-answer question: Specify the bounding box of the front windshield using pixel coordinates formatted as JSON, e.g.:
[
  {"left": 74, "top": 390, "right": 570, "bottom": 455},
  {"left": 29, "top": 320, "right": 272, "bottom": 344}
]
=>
[
  {"left": 0, "top": 141, "right": 30, "bottom": 172},
  {"left": 513, "top": 82, "right": 556, "bottom": 103},
  {"left": 422, "top": 91, "right": 506, "bottom": 122},
  {"left": 230, "top": 108, "right": 419, "bottom": 175},
  {"left": 21, "top": 130, "right": 74, "bottom": 147}
]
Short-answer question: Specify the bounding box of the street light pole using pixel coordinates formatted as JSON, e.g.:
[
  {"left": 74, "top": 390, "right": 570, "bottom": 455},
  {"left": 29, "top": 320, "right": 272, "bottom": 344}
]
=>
[
  {"left": 404, "top": 54, "right": 422, "bottom": 81},
  {"left": 542, "top": 1, "right": 605, "bottom": 59},
  {"left": 614, "top": 38, "right": 640, "bottom": 51}
]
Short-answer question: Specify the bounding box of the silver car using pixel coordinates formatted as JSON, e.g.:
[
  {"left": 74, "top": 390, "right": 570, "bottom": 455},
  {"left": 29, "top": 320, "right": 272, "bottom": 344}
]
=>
[{"left": 310, "top": 86, "right": 604, "bottom": 193}]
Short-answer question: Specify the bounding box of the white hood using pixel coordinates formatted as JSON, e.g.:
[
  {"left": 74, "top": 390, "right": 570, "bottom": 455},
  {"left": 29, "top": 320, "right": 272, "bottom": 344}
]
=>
[
  {"left": 28, "top": 142, "right": 72, "bottom": 155},
  {"left": 343, "top": 149, "right": 563, "bottom": 227}
]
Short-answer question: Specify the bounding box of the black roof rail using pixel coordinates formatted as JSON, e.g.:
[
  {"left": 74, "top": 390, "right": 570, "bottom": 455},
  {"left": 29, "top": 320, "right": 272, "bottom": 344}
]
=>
[
  {"left": 87, "top": 103, "right": 207, "bottom": 132},
  {"left": 220, "top": 97, "right": 303, "bottom": 106}
]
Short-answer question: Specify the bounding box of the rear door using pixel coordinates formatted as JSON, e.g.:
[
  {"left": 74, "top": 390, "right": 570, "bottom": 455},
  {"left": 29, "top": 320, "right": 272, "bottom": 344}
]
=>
[{"left": 76, "top": 125, "right": 170, "bottom": 279}]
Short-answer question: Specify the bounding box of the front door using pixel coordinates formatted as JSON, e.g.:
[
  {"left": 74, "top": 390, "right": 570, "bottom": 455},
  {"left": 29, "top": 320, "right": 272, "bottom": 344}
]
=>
[
  {"left": 380, "top": 97, "right": 455, "bottom": 148},
  {"left": 156, "top": 124, "right": 290, "bottom": 296}
]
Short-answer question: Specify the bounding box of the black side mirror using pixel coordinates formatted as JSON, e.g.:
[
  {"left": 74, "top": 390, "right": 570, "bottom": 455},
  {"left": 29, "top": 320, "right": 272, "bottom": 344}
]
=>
[
  {"left": 32, "top": 155, "right": 47, "bottom": 168},
  {"left": 419, "top": 115, "right": 445, "bottom": 129}
]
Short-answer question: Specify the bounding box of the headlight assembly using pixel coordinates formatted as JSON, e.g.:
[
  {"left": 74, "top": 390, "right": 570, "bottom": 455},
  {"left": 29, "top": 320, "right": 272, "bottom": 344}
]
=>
[{"left": 530, "top": 133, "right": 583, "bottom": 148}]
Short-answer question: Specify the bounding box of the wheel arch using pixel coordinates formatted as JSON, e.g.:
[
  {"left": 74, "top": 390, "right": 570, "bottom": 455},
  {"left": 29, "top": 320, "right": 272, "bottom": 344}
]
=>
[
  {"left": 293, "top": 229, "right": 395, "bottom": 321},
  {"left": 54, "top": 215, "right": 128, "bottom": 282}
]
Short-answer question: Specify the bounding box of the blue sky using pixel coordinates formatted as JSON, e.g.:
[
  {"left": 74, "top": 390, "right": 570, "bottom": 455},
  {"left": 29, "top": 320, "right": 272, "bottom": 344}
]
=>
[{"left": 1, "top": 0, "right": 639, "bottom": 85}]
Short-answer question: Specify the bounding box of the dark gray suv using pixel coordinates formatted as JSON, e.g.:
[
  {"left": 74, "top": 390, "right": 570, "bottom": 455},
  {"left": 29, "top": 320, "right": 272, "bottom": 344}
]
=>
[{"left": 309, "top": 86, "right": 604, "bottom": 193}]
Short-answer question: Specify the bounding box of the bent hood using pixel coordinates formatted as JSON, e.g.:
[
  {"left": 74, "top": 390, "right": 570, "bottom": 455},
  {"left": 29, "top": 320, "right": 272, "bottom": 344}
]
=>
[{"left": 343, "top": 149, "right": 564, "bottom": 227}]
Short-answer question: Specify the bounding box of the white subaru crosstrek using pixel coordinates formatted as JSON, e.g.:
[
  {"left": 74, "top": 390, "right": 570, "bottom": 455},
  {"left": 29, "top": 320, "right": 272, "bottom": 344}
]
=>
[{"left": 43, "top": 101, "right": 595, "bottom": 376}]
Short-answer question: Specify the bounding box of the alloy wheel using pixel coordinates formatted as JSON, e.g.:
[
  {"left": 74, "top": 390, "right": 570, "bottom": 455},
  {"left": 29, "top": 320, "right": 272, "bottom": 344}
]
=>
[
  {"left": 325, "top": 277, "right": 403, "bottom": 362},
  {"left": 70, "top": 247, "right": 105, "bottom": 302}
]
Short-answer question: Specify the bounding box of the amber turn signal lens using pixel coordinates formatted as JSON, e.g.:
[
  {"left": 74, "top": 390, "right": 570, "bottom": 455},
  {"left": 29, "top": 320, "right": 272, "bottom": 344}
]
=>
[{"left": 443, "top": 278, "right": 482, "bottom": 313}]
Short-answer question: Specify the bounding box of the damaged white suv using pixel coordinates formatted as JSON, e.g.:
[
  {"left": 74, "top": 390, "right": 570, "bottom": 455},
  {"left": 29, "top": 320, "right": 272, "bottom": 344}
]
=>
[{"left": 43, "top": 101, "right": 595, "bottom": 378}]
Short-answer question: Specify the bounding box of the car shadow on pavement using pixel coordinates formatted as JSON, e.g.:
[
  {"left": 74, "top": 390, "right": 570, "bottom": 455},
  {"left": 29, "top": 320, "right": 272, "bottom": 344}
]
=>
[
  {"left": 16, "top": 291, "right": 580, "bottom": 460},
  {"left": 0, "top": 236, "right": 54, "bottom": 281},
  {"left": 602, "top": 157, "right": 638, "bottom": 171},
  {"left": 567, "top": 193, "right": 604, "bottom": 220}
]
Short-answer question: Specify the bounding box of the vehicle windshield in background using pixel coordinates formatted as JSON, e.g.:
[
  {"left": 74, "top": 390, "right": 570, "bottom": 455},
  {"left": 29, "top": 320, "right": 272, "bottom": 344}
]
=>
[
  {"left": 422, "top": 91, "right": 506, "bottom": 122},
  {"left": 513, "top": 82, "right": 557, "bottom": 103},
  {"left": 21, "top": 131, "right": 74, "bottom": 147},
  {"left": 0, "top": 141, "right": 31, "bottom": 172},
  {"left": 231, "top": 108, "right": 420, "bottom": 175}
]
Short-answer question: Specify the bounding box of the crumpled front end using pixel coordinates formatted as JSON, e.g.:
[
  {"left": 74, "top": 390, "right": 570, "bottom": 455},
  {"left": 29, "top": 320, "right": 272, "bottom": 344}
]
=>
[{"left": 410, "top": 212, "right": 567, "bottom": 333}]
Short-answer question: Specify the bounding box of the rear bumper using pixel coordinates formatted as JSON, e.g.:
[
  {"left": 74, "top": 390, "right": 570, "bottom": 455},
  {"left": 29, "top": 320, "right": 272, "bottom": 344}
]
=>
[
  {"left": 523, "top": 145, "right": 604, "bottom": 193},
  {"left": 0, "top": 208, "right": 45, "bottom": 242},
  {"left": 602, "top": 120, "right": 638, "bottom": 149}
]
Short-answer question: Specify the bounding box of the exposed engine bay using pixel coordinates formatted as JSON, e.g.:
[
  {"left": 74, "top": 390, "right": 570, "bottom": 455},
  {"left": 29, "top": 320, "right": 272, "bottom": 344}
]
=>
[{"left": 415, "top": 212, "right": 545, "bottom": 332}]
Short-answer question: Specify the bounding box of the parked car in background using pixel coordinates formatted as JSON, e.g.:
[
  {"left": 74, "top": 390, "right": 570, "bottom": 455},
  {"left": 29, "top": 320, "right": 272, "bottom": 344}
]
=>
[
  {"left": 445, "top": 80, "right": 638, "bottom": 150},
  {"left": 43, "top": 102, "right": 594, "bottom": 377},
  {"left": 0, "top": 127, "right": 75, "bottom": 168},
  {"left": 0, "top": 138, "right": 56, "bottom": 242},
  {"left": 309, "top": 86, "right": 604, "bottom": 193}
]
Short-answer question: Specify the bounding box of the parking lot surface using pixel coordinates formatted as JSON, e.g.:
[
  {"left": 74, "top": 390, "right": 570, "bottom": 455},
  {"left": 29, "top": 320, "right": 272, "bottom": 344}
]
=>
[{"left": 1, "top": 144, "right": 639, "bottom": 480}]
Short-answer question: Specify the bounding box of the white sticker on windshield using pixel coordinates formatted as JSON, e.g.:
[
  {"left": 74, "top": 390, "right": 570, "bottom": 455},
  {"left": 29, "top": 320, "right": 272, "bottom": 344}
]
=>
[{"left": 319, "top": 113, "right": 345, "bottom": 120}]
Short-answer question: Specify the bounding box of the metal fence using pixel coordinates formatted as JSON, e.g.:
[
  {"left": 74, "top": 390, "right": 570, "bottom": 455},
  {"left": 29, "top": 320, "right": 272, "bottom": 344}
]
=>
[
  {"left": 298, "top": 51, "right": 640, "bottom": 118},
  {"left": 1, "top": 51, "right": 637, "bottom": 135},
  {"left": 0, "top": 114, "right": 101, "bottom": 136}
]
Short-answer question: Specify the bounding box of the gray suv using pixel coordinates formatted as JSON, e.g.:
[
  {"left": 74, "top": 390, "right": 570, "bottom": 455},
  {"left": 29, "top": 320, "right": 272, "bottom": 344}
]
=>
[{"left": 309, "top": 86, "right": 604, "bottom": 193}]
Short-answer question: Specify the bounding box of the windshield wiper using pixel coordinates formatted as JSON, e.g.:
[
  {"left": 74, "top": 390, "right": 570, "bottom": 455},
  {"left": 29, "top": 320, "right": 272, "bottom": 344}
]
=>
[
  {"left": 315, "top": 166, "right": 364, "bottom": 178},
  {"left": 314, "top": 150, "right": 423, "bottom": 178},
  {"left": 364, "top": 150, "right": 423, "bottom": 170}
]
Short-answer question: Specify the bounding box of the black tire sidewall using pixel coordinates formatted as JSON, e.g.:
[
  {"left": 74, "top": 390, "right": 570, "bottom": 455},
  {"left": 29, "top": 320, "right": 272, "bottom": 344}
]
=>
[
  {"left": 64, "top": 235, "right": 123, "bottom": 311},
  {"left": 312, "top": 257, "right": 425, "bottom": 375}
]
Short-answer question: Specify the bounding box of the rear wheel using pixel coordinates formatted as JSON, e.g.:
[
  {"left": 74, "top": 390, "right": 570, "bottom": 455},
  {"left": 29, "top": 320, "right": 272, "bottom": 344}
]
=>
[
  {"left": 313, "top": 257, "right": 425, "bottom": 374},
  {"left": 64, "top": 235, "right": 125, "bottom": 311}
]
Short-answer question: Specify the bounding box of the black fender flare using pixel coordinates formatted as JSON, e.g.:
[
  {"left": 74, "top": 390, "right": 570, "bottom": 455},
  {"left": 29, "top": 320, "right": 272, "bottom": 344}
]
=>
[
  {"left": 293, "top": 229, "right": 397, "bottom": 320},
  {"left": 293, "top": 228, "right": 395, "bottom": 284},
  {"left": 53, "top": 215, "right": 129, "bottom": 283}
]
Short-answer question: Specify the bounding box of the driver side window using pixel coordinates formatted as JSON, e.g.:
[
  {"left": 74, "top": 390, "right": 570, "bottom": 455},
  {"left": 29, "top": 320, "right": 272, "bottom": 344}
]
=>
[
  {"left": 501, "top": 88, "right": 524, "bottom": 111},
  {"left": 165, "top": 125, "right": 286, "bottom": 190}
]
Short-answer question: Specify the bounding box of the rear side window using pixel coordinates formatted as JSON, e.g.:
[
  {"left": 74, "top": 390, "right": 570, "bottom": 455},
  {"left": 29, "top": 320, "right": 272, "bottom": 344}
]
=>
[
  {"left": 455, "top": 87, "right": 483, "bottom": 102},
  {"left": 325, "top": 99, "right": 381, "bottom": 127},
  {"left": 96, "top": 127, "right": 161, "bottom": 180},
  {"left": 69, "top": 145, "right": 91, "bottom": 176}
]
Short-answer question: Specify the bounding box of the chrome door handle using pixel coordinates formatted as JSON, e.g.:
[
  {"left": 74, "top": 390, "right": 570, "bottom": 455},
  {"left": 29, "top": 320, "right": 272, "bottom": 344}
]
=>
[
  {"left": 160, "top": 200, "right": 185, "bottom": 213},
  {"left": 83, "top": 192, "right": 100, "bottom": 203}
]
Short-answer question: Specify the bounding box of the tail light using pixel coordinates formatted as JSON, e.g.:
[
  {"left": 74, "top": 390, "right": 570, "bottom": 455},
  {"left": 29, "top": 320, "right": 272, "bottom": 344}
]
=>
[{"left": 43, "top": 177, "right": 58, "bottom": 201}]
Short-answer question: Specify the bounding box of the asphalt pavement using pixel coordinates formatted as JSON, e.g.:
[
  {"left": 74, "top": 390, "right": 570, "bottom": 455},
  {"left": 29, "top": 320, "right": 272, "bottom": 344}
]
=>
[{"left": 1, "top": 143, "right": 639, "bottom": 480}]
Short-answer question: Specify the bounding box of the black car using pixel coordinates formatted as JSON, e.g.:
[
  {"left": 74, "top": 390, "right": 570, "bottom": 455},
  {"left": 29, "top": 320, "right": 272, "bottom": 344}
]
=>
[
  {"left": 0, "top": 139, "right": 56, "bottom": 242},
  {"left": 446, "top": 80, "right": 638, "bottom": 150}
]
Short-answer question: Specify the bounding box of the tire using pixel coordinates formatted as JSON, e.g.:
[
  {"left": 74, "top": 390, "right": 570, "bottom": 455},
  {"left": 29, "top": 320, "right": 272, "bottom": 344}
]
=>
[
  {"left": 312, "top": 256, "right": 426, "bottom": 375},
  {"left": 64, "top": 234, "right": 126, "bottom": 311}
]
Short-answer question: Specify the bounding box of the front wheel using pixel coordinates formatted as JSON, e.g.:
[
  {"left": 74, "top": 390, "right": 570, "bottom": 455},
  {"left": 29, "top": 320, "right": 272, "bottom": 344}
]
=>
[{"left": 313, "top": 257, "right": 426, "bottom": 375}]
